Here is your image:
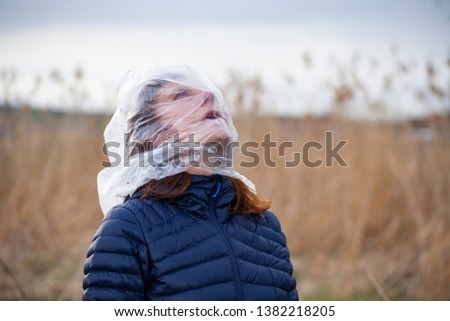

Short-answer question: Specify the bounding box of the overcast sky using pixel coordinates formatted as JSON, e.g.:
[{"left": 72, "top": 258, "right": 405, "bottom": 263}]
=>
[
  {"left": 1, "top": 0, "right": 449, "bottom": 116},
  {"left": 1, "top": 0, "right": 449, "bottom": 30}
]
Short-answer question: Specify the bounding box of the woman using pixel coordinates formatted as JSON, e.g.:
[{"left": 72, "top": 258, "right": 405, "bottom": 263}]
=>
[{"left": 83, "top": 62, "right": 299, "bottom": 300}]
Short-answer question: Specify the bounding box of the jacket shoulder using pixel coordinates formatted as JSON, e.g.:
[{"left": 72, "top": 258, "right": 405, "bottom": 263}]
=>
[
  {"left": 83, "top": 204, "right": 150, "bottom": 300},
  {"left": 92, "top": 204, "right": 145, "bottom": 247},
  {"left": 262, "top": 209, "right": 283, "bottom": 232},
  {"left": 248, "top": 209, "right": 287, "bottom": 248},
  {"left": 120, "top": 197, "right": 177, "bottom": 229}
]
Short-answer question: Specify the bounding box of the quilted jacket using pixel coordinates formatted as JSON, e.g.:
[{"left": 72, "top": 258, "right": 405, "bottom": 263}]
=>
[{"left": 83, "top": 174, "right": 298, "bottom": 300}]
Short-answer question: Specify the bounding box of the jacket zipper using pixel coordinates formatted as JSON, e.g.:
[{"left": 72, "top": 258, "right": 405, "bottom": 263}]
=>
[{"left": 208, "top": 176, "right": 244, "bottom": 300}]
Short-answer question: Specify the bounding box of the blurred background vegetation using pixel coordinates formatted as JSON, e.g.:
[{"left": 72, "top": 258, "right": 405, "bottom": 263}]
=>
[{"left": 0, "top": 0, "right": 449, "bottom": 300}]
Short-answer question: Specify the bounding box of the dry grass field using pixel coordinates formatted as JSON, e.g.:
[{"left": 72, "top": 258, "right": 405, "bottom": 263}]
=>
[{"left": 0, "top": 106, "right": 448, "bottom": 300}]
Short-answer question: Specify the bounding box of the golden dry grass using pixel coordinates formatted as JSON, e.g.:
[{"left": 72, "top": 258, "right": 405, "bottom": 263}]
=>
[
  {"left": 0, "top": 108, "right": 449, "bottom": 300},
  {"left": 235, "top": 116, "right": 450, "bottom": 300}
]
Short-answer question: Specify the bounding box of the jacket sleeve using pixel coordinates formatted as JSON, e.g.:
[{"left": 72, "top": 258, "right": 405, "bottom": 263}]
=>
[
  {"left": 265, "top": 210, "right": 300, "bottom": 301},
  {"left": 83, "top": 205, "right": 150, "bottom": 300}
]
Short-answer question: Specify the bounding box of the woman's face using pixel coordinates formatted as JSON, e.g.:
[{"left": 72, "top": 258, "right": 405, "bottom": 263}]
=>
[{"left": 153, "top": 81, "right": 233, "bottom": 145}]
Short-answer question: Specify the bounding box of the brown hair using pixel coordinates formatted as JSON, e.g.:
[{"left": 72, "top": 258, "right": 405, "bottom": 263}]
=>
[{"left": 139, "top": 172, "right": 271, "bottom": 216}]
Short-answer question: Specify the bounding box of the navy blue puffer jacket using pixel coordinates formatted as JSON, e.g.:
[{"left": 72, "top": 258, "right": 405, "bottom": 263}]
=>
[{"left": 83, "top": 174, "right": 298, "bottom": 300}]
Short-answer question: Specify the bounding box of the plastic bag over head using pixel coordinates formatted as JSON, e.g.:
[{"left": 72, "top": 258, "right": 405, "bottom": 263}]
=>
[{"left": 98, "top": 62, "right": 255, "bottom": 215}]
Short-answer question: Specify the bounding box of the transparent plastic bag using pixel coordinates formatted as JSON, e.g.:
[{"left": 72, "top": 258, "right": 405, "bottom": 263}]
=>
[{"left": 98, "top": 62, "right": 255, "bottom": 215}]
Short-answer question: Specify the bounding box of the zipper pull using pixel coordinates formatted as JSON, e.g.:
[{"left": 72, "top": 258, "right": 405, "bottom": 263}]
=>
[{"left": 212, "top": 175, "right": 222, "bottom": 198}]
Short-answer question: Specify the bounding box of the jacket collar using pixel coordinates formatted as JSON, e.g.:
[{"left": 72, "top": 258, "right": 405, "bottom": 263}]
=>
[
  {"left": 128, "top": 174, "right": 236, "bottom": 222},
  {"left": 174, "top": 174, "right": 235, "bottom": 221}
]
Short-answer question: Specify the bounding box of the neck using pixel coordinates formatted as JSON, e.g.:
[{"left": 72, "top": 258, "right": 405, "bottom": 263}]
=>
[{"left": 186, "top": 167, "right": 215, "bottom": 176}]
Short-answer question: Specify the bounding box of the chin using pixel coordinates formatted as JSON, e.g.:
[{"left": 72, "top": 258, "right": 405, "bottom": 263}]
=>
[{"left": 202, "top": 129, "right": 233, "bottom": 145}]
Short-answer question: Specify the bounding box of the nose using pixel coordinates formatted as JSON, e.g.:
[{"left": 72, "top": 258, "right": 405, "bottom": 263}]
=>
[{"left": 201, "top": 91, "right": 214, "bottom": 105}]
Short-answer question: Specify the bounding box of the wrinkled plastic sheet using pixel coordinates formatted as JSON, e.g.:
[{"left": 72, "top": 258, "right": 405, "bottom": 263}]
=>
[{"left": 98, "top": 62, "right": 254, "bottom": 215}]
